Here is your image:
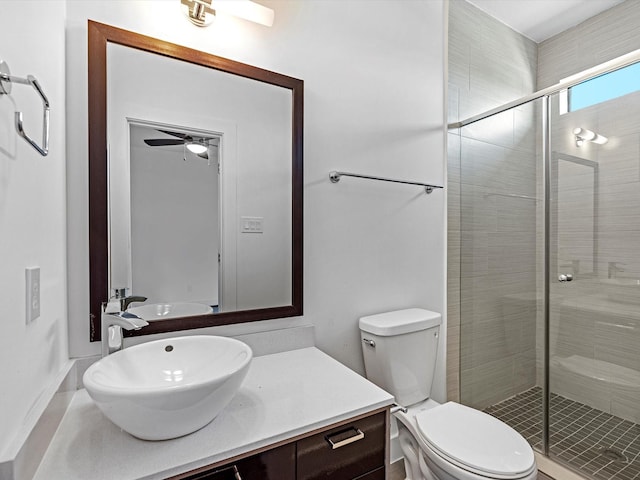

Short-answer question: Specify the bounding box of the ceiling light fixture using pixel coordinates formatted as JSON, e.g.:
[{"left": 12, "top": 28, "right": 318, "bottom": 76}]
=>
[
  {"left": 186, "top": 141, "right": 208, "bottom": 154},
  {"left": 573, "top": 127, "right": 608, "bottom": 147},
  {"left": 180, "top": 0, "right": 274, "bottom": 27}
]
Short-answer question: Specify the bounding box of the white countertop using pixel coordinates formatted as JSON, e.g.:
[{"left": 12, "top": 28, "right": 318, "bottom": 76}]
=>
[{"left": 33, "top": 347, "right": 394, "bottom": 480}]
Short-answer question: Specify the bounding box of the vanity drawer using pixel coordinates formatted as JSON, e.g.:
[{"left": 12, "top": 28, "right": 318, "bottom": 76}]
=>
[
  {"left": 354, "top": 467, "right": 385, "bottom": 480},
  {"left": 296, "top": 411, "right": 386, "bottom": 480},
  {"left": 177, "top": 443, "right": 295, "bottom": 480}
]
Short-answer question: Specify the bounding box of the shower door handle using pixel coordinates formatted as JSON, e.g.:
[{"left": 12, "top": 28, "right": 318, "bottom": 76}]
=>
[{"left": 558, "top": 274, "right": 573, "bottom": 282}]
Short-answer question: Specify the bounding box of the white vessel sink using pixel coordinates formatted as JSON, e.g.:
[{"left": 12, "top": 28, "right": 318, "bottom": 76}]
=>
[
  {"left": 83, "top": 335, "right": 252, "bottom": 440},
  {"left": 128, "top": 302, "right": 214, "bottom": 320}
]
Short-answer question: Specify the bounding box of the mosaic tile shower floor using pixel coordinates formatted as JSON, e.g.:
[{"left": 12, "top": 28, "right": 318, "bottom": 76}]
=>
[{"left": 484, "top": 387, "right": 640, "bottom": 480}]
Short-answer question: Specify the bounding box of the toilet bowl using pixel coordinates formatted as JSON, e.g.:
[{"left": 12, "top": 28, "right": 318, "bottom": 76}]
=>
[
  {"left": 396, "top": 400, "right": 536, "bottom": 480},
  {"left": 359, "top": 309, "right": 536, "bottom": 480}
]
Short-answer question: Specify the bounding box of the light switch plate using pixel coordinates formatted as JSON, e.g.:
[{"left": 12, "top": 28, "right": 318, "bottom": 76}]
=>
[
  {"left": 26, "top": 267, "right": 40, "bottom": 323},
  {"left": 240, "top": 216, "right": 264, "bottom": 233}
]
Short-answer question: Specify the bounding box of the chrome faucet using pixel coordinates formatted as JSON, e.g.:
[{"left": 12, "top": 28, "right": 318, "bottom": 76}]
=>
[
  {"left": 101, "top": 296, "right": 149, "bottom": 357},
  {"left": 608, "top": 261, "right": 626, "bottom": 279}
]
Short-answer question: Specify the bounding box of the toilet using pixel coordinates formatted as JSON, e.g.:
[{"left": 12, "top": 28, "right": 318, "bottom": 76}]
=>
[{"left": 359, "top": 308, "right": 536, "bottom": 480}]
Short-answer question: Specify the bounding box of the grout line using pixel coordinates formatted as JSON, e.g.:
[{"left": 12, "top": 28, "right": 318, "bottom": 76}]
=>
[{"left": 591, "top": 458, "right": 615, "bottom": 477}]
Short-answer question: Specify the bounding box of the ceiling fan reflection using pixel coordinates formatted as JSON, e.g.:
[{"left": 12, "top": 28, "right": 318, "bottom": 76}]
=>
[{"left": 143, "top": 129, "right": 219, "bottom": 161}]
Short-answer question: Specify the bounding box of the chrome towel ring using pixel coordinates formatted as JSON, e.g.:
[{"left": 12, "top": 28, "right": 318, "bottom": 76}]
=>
[{"left": 0, "top": 60, "right": 50, "bottom": 156}]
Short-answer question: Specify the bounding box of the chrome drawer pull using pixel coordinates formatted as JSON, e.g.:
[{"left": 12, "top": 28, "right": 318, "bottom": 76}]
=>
[{"left": 326, "top": 427, "right": 365, "bottom": 449}]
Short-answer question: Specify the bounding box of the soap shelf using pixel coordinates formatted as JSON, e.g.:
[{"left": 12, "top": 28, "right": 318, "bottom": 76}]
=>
[{"left": 0, "top": 60, "right": 50, "bottom": 156}]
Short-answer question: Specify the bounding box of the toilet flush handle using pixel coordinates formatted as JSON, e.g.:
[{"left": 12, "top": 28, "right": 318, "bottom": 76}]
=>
[
  {"left": 391, "top": 403, "right": 408, "bottom": 414},
  {"left": 362, "top": 338, "right": 376, "bottom": 348}
]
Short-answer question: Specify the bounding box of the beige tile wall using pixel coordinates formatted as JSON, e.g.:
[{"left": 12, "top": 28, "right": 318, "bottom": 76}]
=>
[
  {"left": 447, "top": 0, "right": 539, "bottom": 404},
  {"left": 537, "top": 0, "right": 640, "bottom": 89}
]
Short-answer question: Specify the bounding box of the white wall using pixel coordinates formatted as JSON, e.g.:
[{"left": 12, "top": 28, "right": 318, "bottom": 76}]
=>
[
  {"left": 129, "top": 127, "right": 220, "bottom": 306},
  {"left": 0, "top": 1, "right": 69, "bottom": 457},
  {"left": 66, "top": 0, "right": 446, "bottom": 398},
  {"left": 108, "top": 42, "right": 292, "bottom": 311}
]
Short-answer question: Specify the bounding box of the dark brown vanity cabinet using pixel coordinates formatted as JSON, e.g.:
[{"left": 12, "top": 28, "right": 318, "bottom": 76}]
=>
[
  {"left": 296, "top": 411, "right": 386, "bottom": 480},
  {"left": 172, "top": 410, "right": 388, "bottom": 480},
  {"left": 177, "top": 444, "right": 296, "bottom": 479}
]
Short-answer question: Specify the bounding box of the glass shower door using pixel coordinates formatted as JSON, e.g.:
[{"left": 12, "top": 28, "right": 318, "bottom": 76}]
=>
[
  {"left": 457, "top": 97, "right": 546, "bottom": 451},
  {"left": 547, "top": 84, "right": 640, "bottom": 478}
]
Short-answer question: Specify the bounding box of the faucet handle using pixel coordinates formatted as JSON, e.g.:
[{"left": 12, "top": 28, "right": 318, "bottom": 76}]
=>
[
  {"left": 103, "top": 292, "right": 147, "bottom": 313},
  {"left": 121, "top": 295, "right": 147, "bottom": 311}
]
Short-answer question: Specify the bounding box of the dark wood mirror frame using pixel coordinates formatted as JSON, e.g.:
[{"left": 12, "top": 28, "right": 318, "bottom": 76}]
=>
[{"left": 88, "top": 20, "right": 303, "bottom": 341}]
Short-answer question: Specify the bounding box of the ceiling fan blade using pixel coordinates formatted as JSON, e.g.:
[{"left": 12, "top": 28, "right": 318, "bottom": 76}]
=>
[
  {"left": 144, "top": 139, "right": 185, "bottom": 147},
  {"left": 157, "top": 130, "right": 189, "bottom": 139},
  {"left": 197, "top": 151, "right": 209, "bottom": 159}
]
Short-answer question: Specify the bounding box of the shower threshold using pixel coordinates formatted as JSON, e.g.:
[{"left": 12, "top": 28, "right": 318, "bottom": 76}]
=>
[{"left": 484, "top": 386, "right": 640, "bottom": 480}]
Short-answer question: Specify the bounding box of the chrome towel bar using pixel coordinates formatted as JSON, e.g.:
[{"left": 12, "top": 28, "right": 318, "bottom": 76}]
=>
[
  {"left": 0, "top": 60, "right": 50, "bottom": 156},
  {"left": 329, "top": 171, "right": 443, "bottom": 194}
]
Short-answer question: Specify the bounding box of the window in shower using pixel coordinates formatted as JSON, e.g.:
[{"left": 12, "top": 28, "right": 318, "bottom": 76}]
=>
[{"left": 568, "top": 61, "right": 640, "bottom": 111}]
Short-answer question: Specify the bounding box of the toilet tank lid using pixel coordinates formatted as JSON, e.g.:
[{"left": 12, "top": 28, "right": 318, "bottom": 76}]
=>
[{"left": 359, "top": 308, "right": 441, "bottom": 336}]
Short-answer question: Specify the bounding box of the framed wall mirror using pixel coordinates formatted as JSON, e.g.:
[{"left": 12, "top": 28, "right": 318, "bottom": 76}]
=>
[
  {"left": 88, "top": 21, "right": 303, "bottom": 341},
  {"left": 552, "top": 151, "right": 598, "bottom": 279}
]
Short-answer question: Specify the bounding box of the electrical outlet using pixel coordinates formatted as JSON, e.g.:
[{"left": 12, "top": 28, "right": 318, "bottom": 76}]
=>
[{"left": 26, "top": 267, "right": 40, "bottom": 323}]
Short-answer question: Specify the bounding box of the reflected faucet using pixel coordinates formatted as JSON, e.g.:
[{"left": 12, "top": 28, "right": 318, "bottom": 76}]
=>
[
  {"left": 608, "top": 262, "right": 626, "bottom": 279},
  {"left": 113, "top": 287, "right": 148, "bottom": 311},
  {"left": 120, "top": 295, "right": 147, "bottom": 311},
  {"left": 101, "top": 296, "right": 149, "bottom": 357}
]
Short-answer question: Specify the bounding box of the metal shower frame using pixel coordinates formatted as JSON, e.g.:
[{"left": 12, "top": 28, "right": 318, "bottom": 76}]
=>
[{"left": 449, "top": 47, "right": 640, "bottom": 456}]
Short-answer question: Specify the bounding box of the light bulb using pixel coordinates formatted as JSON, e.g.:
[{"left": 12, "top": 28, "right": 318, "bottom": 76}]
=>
[
  {"left": 592, "top": 134, "right": 608, "bottom": 145},
  {"left": 573, "top": 127, "right": 595, "bottom": 141},
  {"left": 212, "top": 0, "right": 274, "bottom": 26},
  {"left": 186, "top": 142, "right": 208, "bottom": 154},
  {"left": 573, "top": 127, "right": 608, "bottom": 146}
]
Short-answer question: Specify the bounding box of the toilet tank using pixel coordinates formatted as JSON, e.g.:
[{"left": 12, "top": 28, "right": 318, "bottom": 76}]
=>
[{"left": 359, "top": 308, "right": 441, "bottom": 407}]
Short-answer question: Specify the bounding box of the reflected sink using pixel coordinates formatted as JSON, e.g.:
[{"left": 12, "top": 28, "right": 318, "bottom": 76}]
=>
[
  {"left": 599, "top": 278, "right": 640, "bottom": 304},
  {"left": 128, "top": 302, "right": 214, "bottom": 320},
  {"left": 82, "top": 335, "right": 252, "bottom": 440},
  {"left": 600, "top": 278, "right": 640, "bottom": 287}
]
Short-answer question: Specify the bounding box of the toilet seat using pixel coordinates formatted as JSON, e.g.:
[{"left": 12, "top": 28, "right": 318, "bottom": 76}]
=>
[{"left": 414, "top": 402, "right": 535, "bottom": 479}]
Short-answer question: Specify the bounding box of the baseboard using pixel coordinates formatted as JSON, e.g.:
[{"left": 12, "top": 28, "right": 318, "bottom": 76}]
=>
[{"left": 389, "top": 458, "right": 406, "bottom": 480}]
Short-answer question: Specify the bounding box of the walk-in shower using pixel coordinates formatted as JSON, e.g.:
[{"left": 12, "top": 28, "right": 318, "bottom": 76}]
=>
[{"left": 450, "top": 50, "right": 640, "bottom": 480}]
